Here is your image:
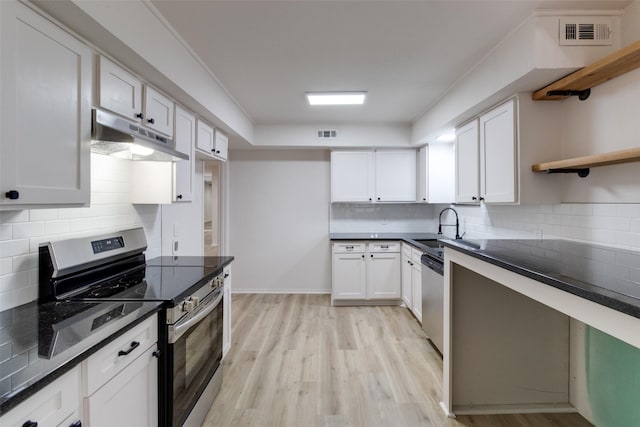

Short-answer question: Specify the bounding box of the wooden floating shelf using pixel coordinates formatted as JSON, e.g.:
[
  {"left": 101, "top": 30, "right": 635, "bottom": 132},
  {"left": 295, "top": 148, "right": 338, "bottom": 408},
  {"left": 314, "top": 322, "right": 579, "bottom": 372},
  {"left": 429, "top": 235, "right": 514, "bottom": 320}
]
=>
[
  {"left": 532, "top": 147, "right": 640, "bottom": 177},
  {"left": 532, "top": 40, "right": 640, "bottom": 101}
]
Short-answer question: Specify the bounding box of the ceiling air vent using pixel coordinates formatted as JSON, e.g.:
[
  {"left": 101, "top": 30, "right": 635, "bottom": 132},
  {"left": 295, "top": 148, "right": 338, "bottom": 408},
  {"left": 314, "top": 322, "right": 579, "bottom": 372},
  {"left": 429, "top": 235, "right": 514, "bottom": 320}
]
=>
[
  {"left": 316, "top": 129, "right": 338, "bottom": 139},
  {"left": 559, "top": 18, "right": 613, "bottom": 46}
]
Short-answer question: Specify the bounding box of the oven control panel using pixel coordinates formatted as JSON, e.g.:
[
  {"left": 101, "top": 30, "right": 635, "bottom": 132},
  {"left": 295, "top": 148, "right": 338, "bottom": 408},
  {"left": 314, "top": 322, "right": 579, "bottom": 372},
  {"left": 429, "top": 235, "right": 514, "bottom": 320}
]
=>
[{"left": 166, "top": 275, "right": 222, "bottom": 324}]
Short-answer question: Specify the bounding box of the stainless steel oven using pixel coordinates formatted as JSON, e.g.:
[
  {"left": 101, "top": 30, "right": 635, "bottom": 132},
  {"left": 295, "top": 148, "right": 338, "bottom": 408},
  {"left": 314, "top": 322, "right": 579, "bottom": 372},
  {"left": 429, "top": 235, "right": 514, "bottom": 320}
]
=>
[
  {"left": 39, "top": 228, "right": 233, "bottom": 427},
  {"left": 162, "top": 277, "right": 224, "bottom": 427}
]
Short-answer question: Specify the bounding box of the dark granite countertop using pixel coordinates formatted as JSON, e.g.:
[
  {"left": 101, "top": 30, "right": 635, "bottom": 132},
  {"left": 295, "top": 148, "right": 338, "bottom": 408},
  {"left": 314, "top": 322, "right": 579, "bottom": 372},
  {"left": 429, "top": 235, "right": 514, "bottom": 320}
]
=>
[
  {"left": 440, "top": 238, "right": 640, "bottom": 319},
  {"left": 0, "top": 299, "right": 163, "bottom": 415},
  {"left": 330, "top": 232, "right": 440, "bottom": 243}
]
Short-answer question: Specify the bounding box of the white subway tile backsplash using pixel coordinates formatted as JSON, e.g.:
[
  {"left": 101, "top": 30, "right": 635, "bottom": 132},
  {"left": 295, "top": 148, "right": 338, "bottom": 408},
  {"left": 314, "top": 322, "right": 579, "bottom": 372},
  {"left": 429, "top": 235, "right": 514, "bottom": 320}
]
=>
[
  {"left": 0, "top": 240, "right": 29, "bottom": 258},
  {"left": 57, "top": 208, "right": 85, "bottom": 220},
  {"left": 0, "top": 259, "right": 12, "bottom": 276},
  {"left": 44, "top": 220, "right": 70, "bottom": 236},
  {"left": 0, "top": 272, "right": 29, "bottom": 293},
  {"left": 12, "top": 222, "right": 44, "bottom": 239},
  {"left": 28, "top": 209, "right": 58, "bottom": 222},
  {"left": 12, "top": 254, "right": 38, "bottom": 273},
  {"left": 14, "top": 284, "right": 37, "bottom": 307},
  {"left": 0, "top": 211, "right": 29, "bottom": 223},
  {"left": 29, "top": 236, "right": 53, "bottom": 254},
  {"left": 0, "top": 225, "right": 11, "bottom": 241}
]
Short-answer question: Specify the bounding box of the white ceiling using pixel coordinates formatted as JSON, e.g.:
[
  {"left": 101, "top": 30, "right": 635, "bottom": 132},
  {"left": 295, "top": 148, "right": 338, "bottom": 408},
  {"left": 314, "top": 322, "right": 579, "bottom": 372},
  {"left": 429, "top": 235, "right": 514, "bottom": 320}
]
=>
[{"left": 150, "top": 0, "right": 630, "bottom": 126}]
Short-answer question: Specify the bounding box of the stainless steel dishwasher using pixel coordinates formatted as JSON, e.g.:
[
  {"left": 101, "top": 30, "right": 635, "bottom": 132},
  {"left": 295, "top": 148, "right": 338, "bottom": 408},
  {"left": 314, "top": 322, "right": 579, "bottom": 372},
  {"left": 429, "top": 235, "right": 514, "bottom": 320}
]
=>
[{"left": 421, "top": 252, "right": 444, "bottom": 354}]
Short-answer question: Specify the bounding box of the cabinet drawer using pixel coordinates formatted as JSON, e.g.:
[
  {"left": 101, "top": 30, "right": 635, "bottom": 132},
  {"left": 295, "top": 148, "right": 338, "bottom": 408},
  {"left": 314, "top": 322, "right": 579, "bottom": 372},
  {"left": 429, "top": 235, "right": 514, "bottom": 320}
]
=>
[
  {"left": 0, "top": 366, "right": 79, "bottom": 427},
  {"left": 332, "top": 242, "right": 365, "bottom": 253},
  {"left": 369, "top": 242, "right": 401, "bottom": 253},
  {"left": 83, "top": 314, "right": 157, "bottom": 396}
]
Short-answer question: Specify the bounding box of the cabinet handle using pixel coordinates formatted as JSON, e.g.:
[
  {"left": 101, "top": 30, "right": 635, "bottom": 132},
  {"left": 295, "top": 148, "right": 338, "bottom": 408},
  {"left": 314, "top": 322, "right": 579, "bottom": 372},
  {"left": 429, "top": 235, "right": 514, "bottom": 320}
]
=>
[
  {"left": 422, "top": 198, "right": 426, "bottom": 201},
  {"left": 381, "top": 245, "right": 389, "bottom": 249},
  {"left": 152, "top": 350, "right": 161, "bottom": 358},
  {"left": 472, "top": 196, "right": 477, "bottom": 201},
  {"left": 216, "top": 150, "right": 220, "bottom": 154},
  {"left": 368, "top": 198, "right": 372, "bottom": 201},
  {"left": 69, "top": 421, "right": 82, "bottom": 427},
  {"left": 377, "top": 197, "right": 381, "bottom": 201},
  {"left": 135, "top": 113, "right": 144, "bottom": 119},
  {"left": 118, "top": 341, "right": 140, "bottom": 356},
  {"left": 147, "top": 118, "right": 155, "bottom": 124},
  {"left": 176, "top": 194, "right": 183, "bottom": 200},
  {"left": 346, "top": 245, "right": 354, "bottom": 250},
  {"left": 22, "top": 421, "right": 37, "bottom": 427},
  {"left": 370, "top": 254, "right": 374, "bottom": 258},
  {"left": 5, "top": 190, "right": 19, "bottom": 200},
  {"left": 361, "top": 255, "right": 365, "bottom": 259},
  {"left": 479, "top": 196, "right": 485, "bottom": 201}
]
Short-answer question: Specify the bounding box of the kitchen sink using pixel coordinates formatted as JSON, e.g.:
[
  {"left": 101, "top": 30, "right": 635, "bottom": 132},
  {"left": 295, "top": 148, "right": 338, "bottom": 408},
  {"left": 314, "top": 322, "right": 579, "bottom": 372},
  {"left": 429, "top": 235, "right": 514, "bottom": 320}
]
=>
[{"left": 414, "top": 239, "right": 444, "bottom": 248}]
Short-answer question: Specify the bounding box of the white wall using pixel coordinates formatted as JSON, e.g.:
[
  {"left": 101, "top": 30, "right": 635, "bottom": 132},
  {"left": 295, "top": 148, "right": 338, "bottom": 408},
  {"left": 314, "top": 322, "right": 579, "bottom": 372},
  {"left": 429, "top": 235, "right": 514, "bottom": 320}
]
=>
[
  {"left": 254, "top": 123, "right": 411, "bottom": 148},
  {"left": 229, "top": 149, "right": 331, "bottom": 293},
  {"left": 0, "top": 154, "right": 162, "bottom": 310}
]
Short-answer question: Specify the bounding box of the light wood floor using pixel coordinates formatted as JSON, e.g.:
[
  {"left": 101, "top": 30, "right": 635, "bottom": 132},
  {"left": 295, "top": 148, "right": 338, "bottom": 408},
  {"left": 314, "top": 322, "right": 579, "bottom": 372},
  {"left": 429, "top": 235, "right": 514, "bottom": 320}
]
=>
[{"left": 202, "top": 294, "right": 592, "bottom": 427}]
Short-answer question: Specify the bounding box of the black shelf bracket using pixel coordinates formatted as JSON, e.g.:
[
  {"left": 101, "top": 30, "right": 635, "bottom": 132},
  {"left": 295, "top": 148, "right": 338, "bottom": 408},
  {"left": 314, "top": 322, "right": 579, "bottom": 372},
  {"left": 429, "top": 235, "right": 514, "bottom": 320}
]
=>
[
  {"left": 546, "top": 88, "right": 591, "bottom": 101},
  {"left": 546, "top": 168, "right": 590, "bottom": 178}
]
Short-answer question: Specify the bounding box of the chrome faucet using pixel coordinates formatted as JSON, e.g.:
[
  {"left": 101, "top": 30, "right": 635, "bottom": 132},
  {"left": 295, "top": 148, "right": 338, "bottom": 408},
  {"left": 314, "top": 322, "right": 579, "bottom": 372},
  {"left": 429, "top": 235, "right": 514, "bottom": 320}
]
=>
[{"left": 438, "top": 207, "right": 462, "bottom": 239}]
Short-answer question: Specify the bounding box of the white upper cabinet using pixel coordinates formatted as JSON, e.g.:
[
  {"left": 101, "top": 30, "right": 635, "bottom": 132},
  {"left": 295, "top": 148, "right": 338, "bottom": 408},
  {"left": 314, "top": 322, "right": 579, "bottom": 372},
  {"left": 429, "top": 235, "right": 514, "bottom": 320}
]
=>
[
  {"left": 374, "top": 150, "right": 416, "bottom": 202},
  {"left": 143, "top": 86, "right": 174, "bottom": 136},
  {"left": 213, "top": 129, "right": 229, "bottom": 161},
  {"left": 331, "top": 150, "right": 416, "bottom": 203},
  {"left": 196, "top": 119, "right": 215, "bottom": 157},
  {"left": 0, "top": 1, "right": 91, "bottom": 208},
  {"left": 455, "top": 119, "right": 480, "bottom": 204},
  {"left": 454, "top": 95, "right": 562, "bottom": 205},
  {"left": 480, "top": 99, "right": 517, "bottom": 203},
  {"left": 173, "top": 106, "right": 196, "bottom": 202},
  {"left": 419, "top": 144, "right": 454, "bottom": 204},
  {"left": 98, "top": 56, "right": 143, "bottom": 122},
  {"left": 195, "top": 118, "right": 228, "bottom": 162},
  {"left": 331, "top": 151, "right": 374, "bottom": 202},
  {"left": 98, "top": 56, "right": 174, "bottom": 137}
]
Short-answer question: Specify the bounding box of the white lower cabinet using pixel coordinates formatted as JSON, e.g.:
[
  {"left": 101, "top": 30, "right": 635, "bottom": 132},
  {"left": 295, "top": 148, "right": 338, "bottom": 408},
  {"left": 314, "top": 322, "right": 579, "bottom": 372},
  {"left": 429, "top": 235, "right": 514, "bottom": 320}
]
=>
[
  {"left": 332, "top": 241, "right": 401, "bottom": 304},
  {"left": 0, "top": 366, "right": 81, "bottom": 427},
  {"left": 401, "top": 244, "right": 423, "bottom": 323},
  {"left": 84, "top": 345, "right": 158, "bottom": 427},
  {"left": 82, "top": 314, "right": 158, "bottom": 427}
]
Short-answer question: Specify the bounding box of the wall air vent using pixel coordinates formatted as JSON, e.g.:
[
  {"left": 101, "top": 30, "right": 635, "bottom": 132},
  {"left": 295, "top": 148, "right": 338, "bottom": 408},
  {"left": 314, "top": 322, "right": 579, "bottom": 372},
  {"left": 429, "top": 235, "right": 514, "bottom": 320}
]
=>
[
  {"left": 316, "top": 129, "right": 338, "bottom": 139},
  {"left": 559, "top": 18, "right": 613, "bottom": 46}
]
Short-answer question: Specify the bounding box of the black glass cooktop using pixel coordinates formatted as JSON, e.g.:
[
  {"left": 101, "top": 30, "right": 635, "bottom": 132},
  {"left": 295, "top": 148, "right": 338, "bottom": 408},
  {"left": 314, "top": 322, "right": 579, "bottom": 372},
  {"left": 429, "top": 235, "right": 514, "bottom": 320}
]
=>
[{"left": 68, "top": 256, "right": 234, "bottom": 306}]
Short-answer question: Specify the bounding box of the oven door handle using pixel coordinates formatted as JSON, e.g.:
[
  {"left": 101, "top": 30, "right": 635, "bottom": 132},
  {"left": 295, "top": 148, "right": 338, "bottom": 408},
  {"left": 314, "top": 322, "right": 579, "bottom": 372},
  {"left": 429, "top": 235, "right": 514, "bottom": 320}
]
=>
[{"left": 170, "top": 290, "right": 222, "bottom": 344}]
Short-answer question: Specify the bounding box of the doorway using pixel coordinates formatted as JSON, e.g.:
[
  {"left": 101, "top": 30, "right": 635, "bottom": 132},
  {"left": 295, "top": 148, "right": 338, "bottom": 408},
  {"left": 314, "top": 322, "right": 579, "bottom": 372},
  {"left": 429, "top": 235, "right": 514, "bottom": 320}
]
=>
[{"left": 204, "top": 162, "right": 220, "bottom": 257}]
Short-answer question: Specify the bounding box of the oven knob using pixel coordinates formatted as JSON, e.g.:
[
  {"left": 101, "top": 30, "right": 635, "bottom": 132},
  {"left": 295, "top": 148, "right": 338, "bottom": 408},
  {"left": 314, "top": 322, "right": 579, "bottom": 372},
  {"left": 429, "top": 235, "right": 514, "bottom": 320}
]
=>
[
  {"left": 191, "top": 296, "right": 200, "bottom": 306},
  {"left": 182, "top": 299, "right": 195, "bottom": 312}
]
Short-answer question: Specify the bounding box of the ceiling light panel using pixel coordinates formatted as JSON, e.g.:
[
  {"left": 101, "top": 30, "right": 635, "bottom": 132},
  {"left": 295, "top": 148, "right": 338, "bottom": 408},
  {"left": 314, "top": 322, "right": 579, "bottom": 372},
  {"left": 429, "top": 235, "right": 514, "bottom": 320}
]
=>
[{"left": 306, "top": 92, "right": 366, "bottom": 106}]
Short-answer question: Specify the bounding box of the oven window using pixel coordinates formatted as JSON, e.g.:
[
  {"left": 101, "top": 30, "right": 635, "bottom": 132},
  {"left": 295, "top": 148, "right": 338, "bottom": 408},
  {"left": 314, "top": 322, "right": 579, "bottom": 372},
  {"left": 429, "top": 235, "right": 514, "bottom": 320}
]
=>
[{"left": 172, "top": 295, "right": 223, "bottom": 427}]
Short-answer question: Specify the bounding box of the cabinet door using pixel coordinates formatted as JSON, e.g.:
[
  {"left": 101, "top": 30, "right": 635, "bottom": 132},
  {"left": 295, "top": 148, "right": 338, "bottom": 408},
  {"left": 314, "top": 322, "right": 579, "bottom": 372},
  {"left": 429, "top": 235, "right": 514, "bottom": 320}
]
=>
[
  {"left": 173, "top": 106, "right": 195, "bottom": 202},
  {"left": 223, "top": 266, "right": 232, "bottom": 359},
  {"left": 332, "top": 252, "right": 366, "bottom": 300},
  {"left": 85, "top": 345, "right": 158, "bottom": 427},
  {"left": 213, "top": 129, "right": 229, "bottom": 161},
  {"left": 374, "top": 150, "right": 417, "bottom": 202},
  {"left": 367, "top": 252, "right": 401, "bottom": 299},
  {"left": 0, "top": 366, "right": 79, "bottom": 427},
  {"left": 401, "top": 252, "right": 413, "bottom": 306},
  {"left": 427, "top": 143, "right": 455, "bottom": 204},
  {"left": 480, "top": 99, "right": 517, "bottom": 203},
  {"left": 455, "top": 120, "right": 480, "bottom": 204},
  {"left": 411, "top": 263, "right": 422, "bottom": 322},
  {"left": 98, "top": 55, "right": 143, "bottom": 121},
  {"left": 144, "top": 86, "right": 174, "bottom": 137},
  {"left": 196, "top": 119, "right": 215, "bottom": 156},
  {"left": 0, "top": 1, "right": 91, "bottom": 206},
  {"left": 418, "top": 146, "right": 428, "bottom": 202},
  {"left": 331, "top": 151, "right": 374, "bottom": 202}
]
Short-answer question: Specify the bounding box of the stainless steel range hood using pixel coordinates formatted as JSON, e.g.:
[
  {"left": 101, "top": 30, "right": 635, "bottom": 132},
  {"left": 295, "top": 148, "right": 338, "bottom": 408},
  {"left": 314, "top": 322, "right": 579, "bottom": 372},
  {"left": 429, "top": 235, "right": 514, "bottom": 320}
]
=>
[{"left": 91, "top": 109, "right": 188, "bottom": 161}]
